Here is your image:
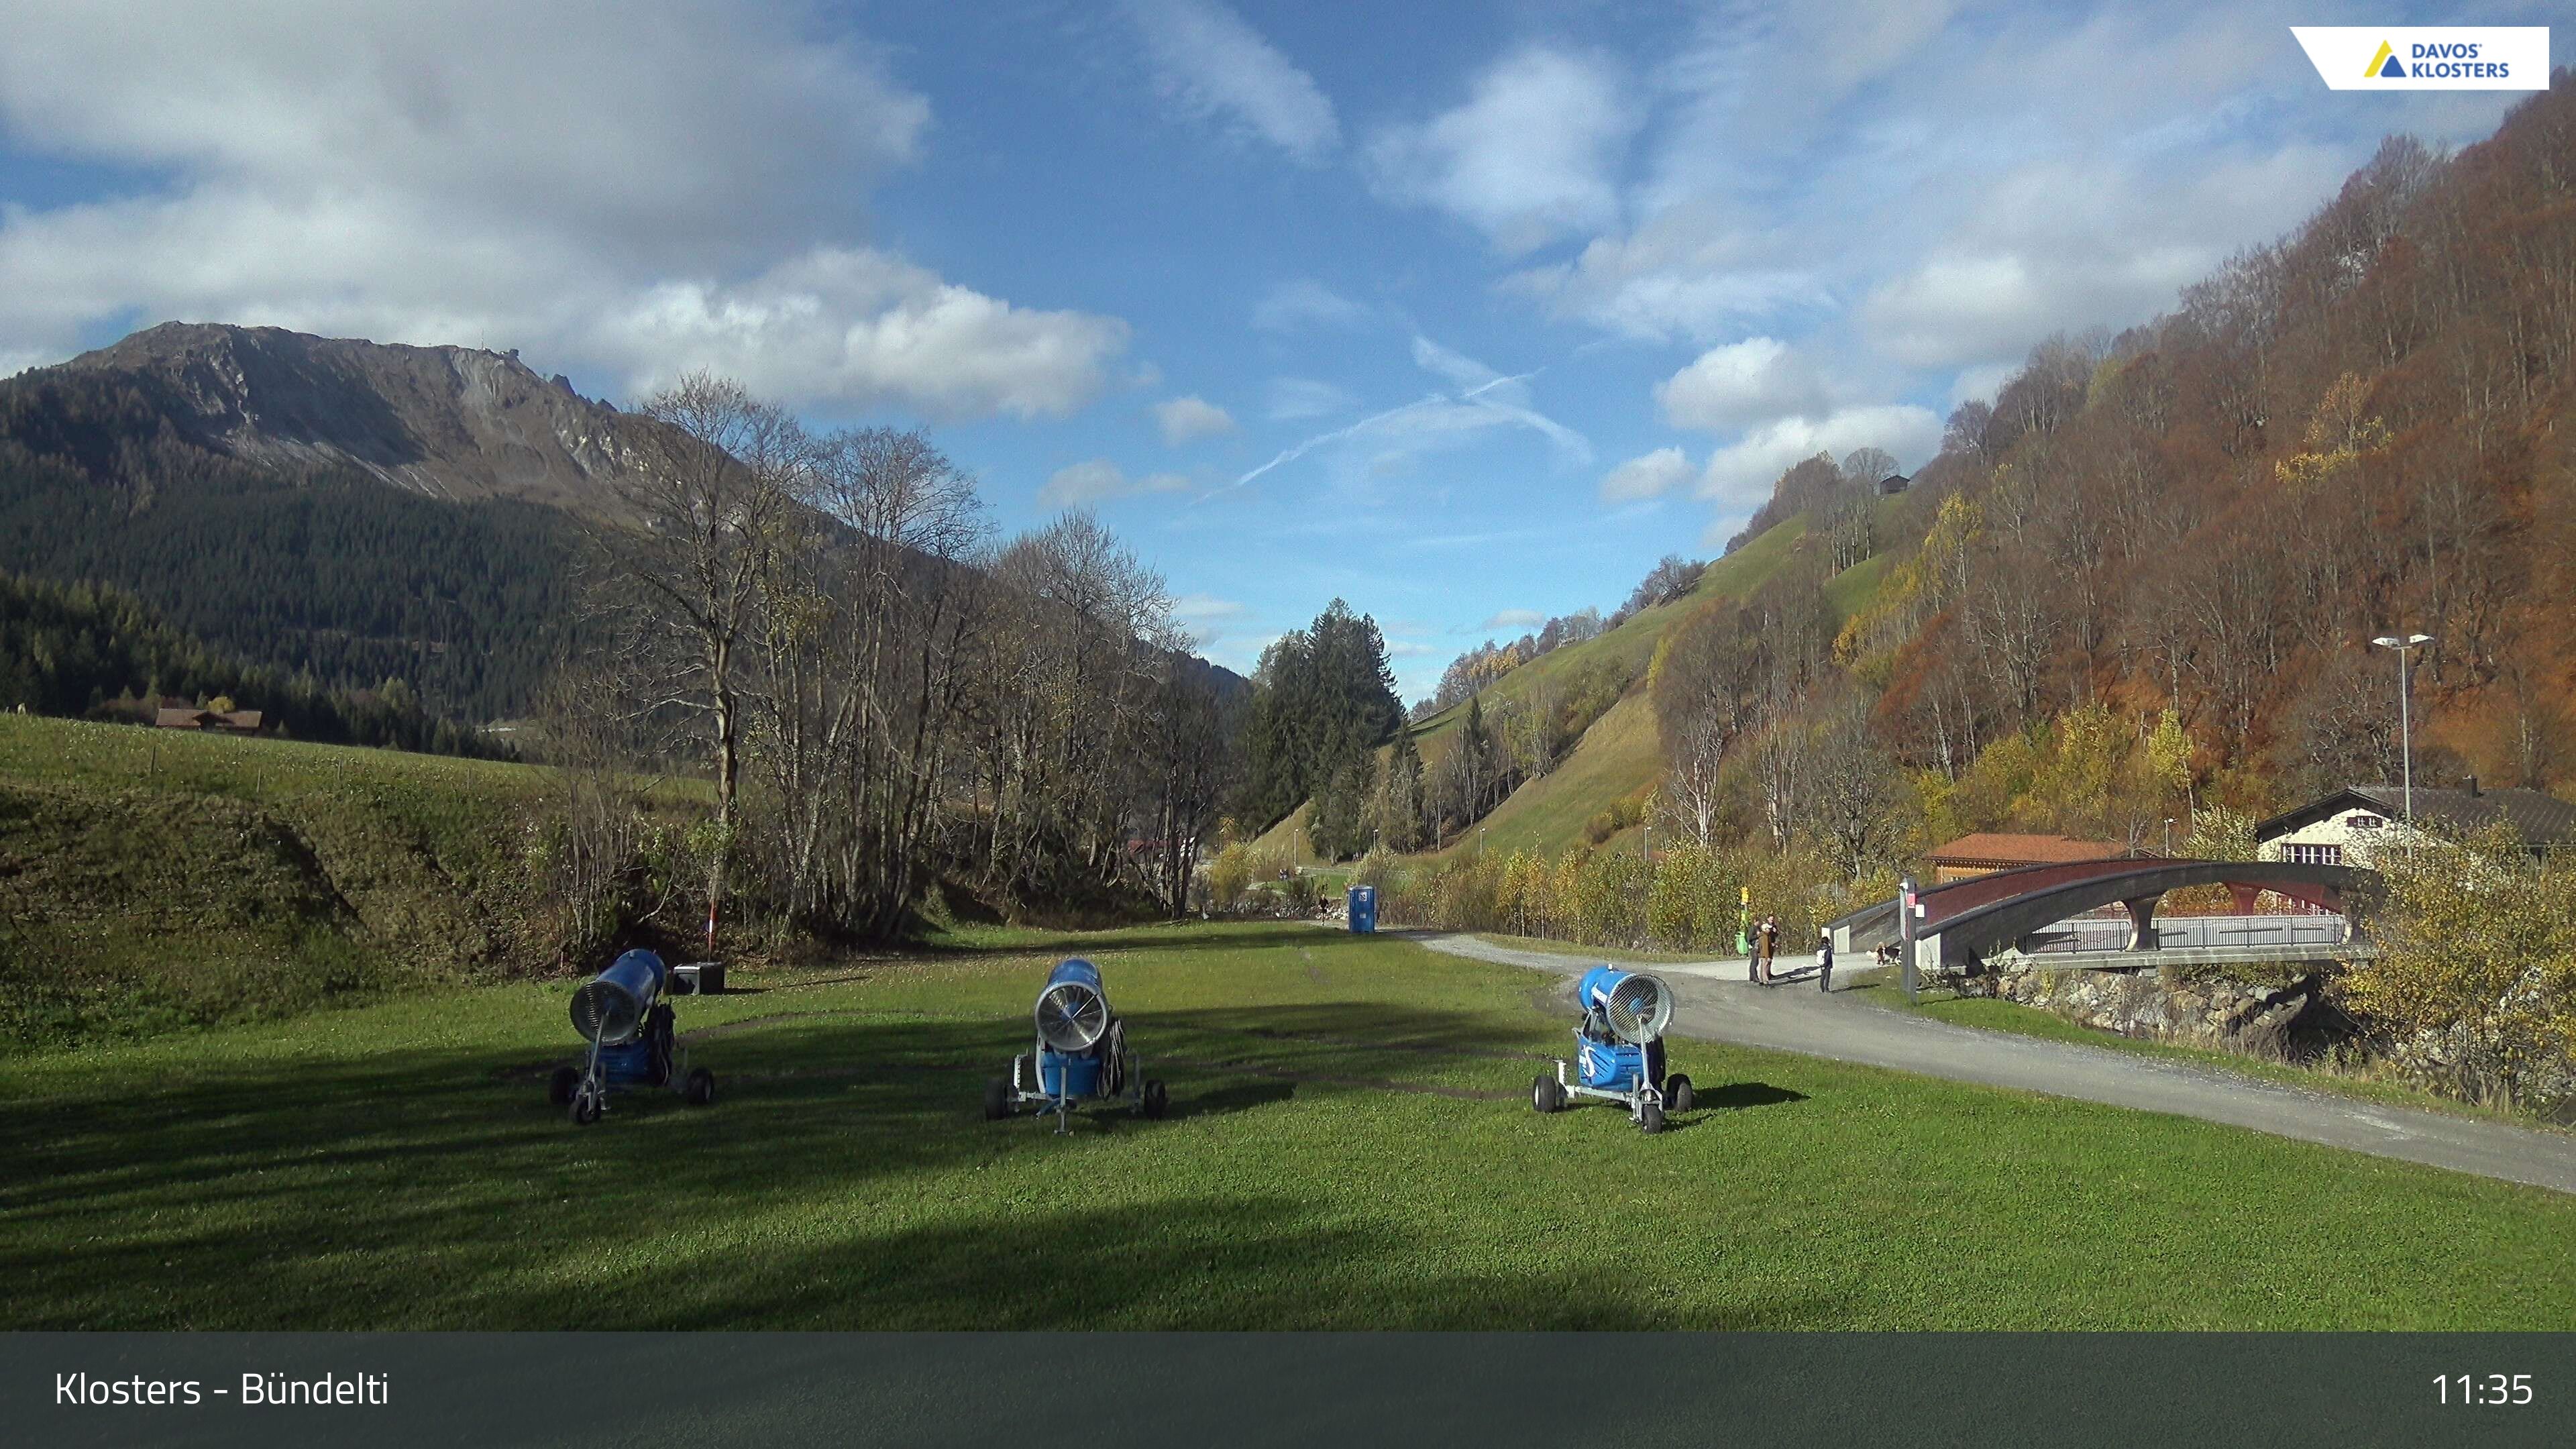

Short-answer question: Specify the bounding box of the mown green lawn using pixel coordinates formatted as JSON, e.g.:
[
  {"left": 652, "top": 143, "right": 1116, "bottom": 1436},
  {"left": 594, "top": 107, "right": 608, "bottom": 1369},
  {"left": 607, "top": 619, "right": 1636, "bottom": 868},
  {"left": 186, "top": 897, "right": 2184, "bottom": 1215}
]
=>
[{"left": 8, "top": 921, "right": 2573, "bottom": 1330}]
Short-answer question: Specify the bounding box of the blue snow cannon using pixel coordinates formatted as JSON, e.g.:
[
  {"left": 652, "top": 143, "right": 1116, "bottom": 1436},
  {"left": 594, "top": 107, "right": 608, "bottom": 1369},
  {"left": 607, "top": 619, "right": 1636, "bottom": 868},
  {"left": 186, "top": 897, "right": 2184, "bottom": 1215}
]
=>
[
  {"left": 1532, "top": 966, "right": 1693, "bottom": 1132},
  {"left": 984, "top": 958, "right": 1167, "bottom": 1132},
  {"left": 547, "top": 949, "right": 716, "bottom": 1124}
]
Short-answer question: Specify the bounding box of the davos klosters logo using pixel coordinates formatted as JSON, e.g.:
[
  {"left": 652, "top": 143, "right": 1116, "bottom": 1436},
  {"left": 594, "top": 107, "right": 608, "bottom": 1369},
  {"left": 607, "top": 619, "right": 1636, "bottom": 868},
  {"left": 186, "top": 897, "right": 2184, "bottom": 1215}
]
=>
[{"left": 2291, "top": 27, "right": 2548, "bottom": 89}]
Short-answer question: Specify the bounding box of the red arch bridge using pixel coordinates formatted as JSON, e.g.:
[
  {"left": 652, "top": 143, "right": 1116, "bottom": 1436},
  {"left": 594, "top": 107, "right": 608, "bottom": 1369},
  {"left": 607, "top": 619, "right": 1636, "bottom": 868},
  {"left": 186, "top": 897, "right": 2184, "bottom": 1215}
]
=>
[{"left": 1827, "top": 858, "right": 2384, "bottom": 979}]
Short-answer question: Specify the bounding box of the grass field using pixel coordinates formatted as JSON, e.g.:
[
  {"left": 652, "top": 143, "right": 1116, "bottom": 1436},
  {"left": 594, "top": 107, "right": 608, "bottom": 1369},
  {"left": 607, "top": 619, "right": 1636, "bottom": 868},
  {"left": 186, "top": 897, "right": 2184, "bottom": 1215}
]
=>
[{"left": 10, "top": 920, "right": 2573, "bottom": 1331}]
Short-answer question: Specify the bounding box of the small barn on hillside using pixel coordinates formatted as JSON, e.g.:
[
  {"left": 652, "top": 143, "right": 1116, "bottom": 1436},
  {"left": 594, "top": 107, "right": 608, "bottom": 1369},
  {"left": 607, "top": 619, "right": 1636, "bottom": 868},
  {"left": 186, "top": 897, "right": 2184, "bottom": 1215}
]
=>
[{"left": 154, "top": 706, "right": 265, "bottom": 735}]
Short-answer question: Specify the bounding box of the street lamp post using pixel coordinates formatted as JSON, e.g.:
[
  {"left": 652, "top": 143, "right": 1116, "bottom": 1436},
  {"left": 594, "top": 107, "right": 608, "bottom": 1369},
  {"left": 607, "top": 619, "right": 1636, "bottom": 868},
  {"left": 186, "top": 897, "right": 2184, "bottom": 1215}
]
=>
[{"left": 2371, "top": 633, "right": 2434, "bottom": 831}]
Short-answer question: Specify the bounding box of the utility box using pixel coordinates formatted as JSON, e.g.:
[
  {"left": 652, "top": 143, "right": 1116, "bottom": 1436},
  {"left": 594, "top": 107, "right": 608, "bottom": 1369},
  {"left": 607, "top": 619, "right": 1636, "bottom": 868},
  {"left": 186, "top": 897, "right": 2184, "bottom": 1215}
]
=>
[
  {"left": 673, "top": 961, "right": 725, "bottom": 995},
  {"left": 1346, "top": 885, "right": 1377, "bottom": 934}
]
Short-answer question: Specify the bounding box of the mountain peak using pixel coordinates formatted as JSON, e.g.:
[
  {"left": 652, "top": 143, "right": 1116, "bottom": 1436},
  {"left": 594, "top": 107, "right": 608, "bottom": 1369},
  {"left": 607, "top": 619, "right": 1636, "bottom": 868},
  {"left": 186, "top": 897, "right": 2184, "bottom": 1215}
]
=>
[{"left": 42, "top": 321, "right": 666, "bottom": 514}]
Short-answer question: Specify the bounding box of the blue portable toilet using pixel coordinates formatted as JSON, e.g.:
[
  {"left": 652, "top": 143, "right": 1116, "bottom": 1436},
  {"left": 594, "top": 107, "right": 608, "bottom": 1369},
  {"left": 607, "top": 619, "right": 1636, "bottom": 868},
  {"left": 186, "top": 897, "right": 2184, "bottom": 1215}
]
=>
[{"left": 1347, "top": 884, "right": 1377, "bottom": 934}]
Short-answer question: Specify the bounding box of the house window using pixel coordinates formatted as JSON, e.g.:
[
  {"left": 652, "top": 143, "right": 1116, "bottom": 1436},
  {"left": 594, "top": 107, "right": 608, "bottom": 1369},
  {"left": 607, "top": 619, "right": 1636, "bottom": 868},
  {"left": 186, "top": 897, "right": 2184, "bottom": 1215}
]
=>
[
  {"left": 2286, "top": 844, "right": 2343, "bottom": 866},
  {"left": 2346, "top": 814, "right": 2384, "bottom": 831}
]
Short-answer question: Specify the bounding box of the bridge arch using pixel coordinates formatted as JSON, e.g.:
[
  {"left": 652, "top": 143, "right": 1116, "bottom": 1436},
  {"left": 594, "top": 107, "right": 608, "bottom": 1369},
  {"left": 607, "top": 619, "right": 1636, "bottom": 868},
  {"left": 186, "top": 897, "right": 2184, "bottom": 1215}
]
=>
[
  {"left": 1831, "top": 856, "right": 2187, "bottom": 954},
  {"left": 1917, "top": 859, "right": 2381, "bottom": 971}
]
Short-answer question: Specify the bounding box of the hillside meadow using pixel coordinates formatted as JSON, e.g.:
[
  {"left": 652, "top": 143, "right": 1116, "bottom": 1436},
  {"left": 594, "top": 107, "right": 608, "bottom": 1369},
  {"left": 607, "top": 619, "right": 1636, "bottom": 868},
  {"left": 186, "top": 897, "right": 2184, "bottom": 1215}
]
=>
[{"left": 0, "top": 713, "right": 703, "bottom": 1047}]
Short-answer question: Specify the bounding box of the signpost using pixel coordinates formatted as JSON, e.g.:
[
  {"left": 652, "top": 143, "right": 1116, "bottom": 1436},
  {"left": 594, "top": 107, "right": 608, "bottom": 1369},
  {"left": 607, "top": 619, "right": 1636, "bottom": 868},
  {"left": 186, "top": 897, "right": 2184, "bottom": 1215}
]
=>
[{"left": 1899, "top": 875, "right": 1919, "bottom": 1004}]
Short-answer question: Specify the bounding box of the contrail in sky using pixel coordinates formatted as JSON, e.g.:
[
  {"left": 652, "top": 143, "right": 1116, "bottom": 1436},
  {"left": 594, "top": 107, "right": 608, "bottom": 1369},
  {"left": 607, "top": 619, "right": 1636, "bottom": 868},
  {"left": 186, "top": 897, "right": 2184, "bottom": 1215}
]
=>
[{"left": 1211, "top": 347, "right": 1582, "bottom": 500}]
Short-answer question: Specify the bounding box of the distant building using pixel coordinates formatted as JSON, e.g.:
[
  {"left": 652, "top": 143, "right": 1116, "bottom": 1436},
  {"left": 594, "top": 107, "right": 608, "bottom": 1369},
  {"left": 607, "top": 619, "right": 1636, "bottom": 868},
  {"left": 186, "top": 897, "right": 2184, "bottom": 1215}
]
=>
[
  {"left": 1876, "top": 473, "right": 1910, "bottom": 495},
  {"left": 1925, "top": 831, "right": 2125, "bottom": 883},
  {"left": 2255, "top": 781, "right": 2576, "bottom": 866},
  {"left": 155, "top": 706, "right": 264, "bottom": 734}
]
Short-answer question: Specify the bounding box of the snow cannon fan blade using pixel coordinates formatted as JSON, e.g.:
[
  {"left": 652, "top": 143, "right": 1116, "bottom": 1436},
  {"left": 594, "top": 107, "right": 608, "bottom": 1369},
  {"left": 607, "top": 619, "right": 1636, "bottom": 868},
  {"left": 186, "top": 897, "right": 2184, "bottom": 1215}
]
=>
[
  {"left": 1602, "top": 971, "right": 1672, "bottom": 1044},
  {"left": 1034, "top": 979, "right": 1112, "bottom": 1054},
  {"left": 570, "top": 949, "right": 667, "bottom": 1046}
]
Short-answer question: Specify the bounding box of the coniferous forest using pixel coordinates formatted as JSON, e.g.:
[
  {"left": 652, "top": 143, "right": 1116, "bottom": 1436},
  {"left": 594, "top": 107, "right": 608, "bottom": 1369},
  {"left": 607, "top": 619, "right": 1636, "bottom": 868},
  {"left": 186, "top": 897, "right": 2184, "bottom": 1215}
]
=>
[{"left": 0, "top": 368, "right": 576, "bottom": 724}]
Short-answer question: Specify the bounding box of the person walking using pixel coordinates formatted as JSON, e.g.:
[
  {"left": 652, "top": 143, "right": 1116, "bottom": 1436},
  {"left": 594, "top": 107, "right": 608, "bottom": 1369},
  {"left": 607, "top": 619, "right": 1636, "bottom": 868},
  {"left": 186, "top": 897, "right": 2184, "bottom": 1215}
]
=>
[{"left": 1815, "top": 925, "right": 1834, "bottom": 993}]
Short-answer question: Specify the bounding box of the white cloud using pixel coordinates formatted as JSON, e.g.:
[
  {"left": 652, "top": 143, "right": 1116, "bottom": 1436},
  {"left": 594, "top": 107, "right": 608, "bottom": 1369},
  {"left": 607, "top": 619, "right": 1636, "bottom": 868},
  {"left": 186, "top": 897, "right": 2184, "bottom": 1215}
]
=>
[
  {"left": 1251, "top": 278, "right": 1372, "bottom": 332},
  {"left": 1656, "top": 337, "right": 1833, "bottom": 432},
  {"left": 1489, "top": 1, "right": 2480, "bottom": 433},
  {"left": 1481, "top": 608, "right": 1546, "bottom": 632},
  {"left": 1267, "top": 376, "right": 1360, "bottom": 420},
  {"left": 1600, "top": 446, "right": 1693, "bottom": 502},
  {"left": 1696, "top": 404, "right": 1941, "bottom": 519},
  {"left": 1152, "top": 394, "right": 1236, "bottom": 445},
  {"left": 1856, "top": 148, "right": 2345, "bottom": 368},
  {"left": 1040, "top": 459, "right": 1192, "bottom": 508},
  {"left": 1364, "top": 46, "right": 1639, "bottom": 254},
  {"left": 598, "top": 248, "right": 1128, "bottom": 419},
  {"left": 1170, "top": 592, "right": 1246, "bottom": 622},
  {"left": 1503, "top": 207, "right": 1833, "bottom": 343},
  {"left": 1948, "top": 360, "right": 2019, "bottom": 407},
  {"left": 1168, "top": 592, "right": 1248, "bottom": 647},
  {"left": 1123, "top": 0, "right": 1340, "bottom": 164},
  {"left": 0, "top": 2, "right": 1129, "bottom": 421}
]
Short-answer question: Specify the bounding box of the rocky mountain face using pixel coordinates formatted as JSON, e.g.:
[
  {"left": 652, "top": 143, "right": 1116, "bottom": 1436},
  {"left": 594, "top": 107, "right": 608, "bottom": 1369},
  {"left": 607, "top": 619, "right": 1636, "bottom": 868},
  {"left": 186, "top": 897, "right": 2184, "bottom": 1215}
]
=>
[
  {"left": 50, "top": 322, "right": 680, "bottom": 518},
  {"left": 0, "top": 322, "right": 1244, "bottom": 720}
]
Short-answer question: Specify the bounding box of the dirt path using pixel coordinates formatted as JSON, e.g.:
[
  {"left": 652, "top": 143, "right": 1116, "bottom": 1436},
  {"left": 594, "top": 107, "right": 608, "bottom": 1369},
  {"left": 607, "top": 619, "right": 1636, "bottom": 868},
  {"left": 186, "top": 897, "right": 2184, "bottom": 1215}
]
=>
[{"left": 1404, "top": 930, "right": 2576, "bottom": 1196}]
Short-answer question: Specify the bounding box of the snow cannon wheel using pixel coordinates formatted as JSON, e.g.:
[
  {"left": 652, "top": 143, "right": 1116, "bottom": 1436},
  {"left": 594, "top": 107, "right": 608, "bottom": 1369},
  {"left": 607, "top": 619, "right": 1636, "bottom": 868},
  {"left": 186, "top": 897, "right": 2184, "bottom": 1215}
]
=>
[
  {"left": 1638, "top": 1101, "right": 1666, "bottom": 1134},
  {"left": 570, "top": 1081, "right": 601, "bottom": 1126},
  {"left": 1665, "top": 1074, "right": 1695, "bottom": 1114},
  {"left": 1141, "top": 1079, "right": 1169, "bottom": 1119},
  {"left": 983, "top": 1077, "right": 1012, "bottom": 1121},
  {"left": 1532, "top": 1075, "right": 1565, "bottom": 1114},
  {"left": 547, "top": 1067, "right": 580, "bottom": 1107},
  {"left": 684, "top": 1067, "right": 716, "bottom": 1107}
]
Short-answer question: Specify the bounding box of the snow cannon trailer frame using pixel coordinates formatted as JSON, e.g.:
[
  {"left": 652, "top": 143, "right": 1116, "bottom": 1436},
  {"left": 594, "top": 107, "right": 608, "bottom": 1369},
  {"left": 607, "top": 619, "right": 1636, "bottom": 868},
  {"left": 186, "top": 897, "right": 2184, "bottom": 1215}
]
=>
[
  {"left": 1533, "top": 966, "right": 1695, "bottom": 1133},
  {"left": 984, "top": 957, "right": 1169, "bottom": 1134},
  {"left": 547, "top": 949, "right": 717, "bottom": 1125}
]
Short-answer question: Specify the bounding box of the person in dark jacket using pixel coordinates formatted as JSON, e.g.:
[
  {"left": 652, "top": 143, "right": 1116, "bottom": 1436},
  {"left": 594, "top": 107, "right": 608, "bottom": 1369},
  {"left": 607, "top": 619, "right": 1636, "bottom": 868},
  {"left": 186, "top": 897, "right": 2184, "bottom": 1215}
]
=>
[{"left": 1815, "top": 926, "right": 1834, "bottom": 993}]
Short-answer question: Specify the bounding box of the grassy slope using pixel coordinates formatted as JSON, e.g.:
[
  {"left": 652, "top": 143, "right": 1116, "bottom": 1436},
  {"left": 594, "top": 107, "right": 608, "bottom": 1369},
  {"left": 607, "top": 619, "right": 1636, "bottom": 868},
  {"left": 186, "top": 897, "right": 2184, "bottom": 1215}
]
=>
[
  {"left": 0, "top": 714, "right": 641, "bottom": 1044},
  {"left": 1454, "top": 688, "right": 1660, "bottom": 857},
  {"left": 5, "top": 918, "right": 2570, "bottom": 1330},
  {"left": 1425, "top": 517, "right": 1907, "bottom": 862},
  {"left": 1250, "top": 518, "right": 1823, "bottom": 865},
  {"left": 1411, "top": 515, "right": 1812, "bottom": 756}
]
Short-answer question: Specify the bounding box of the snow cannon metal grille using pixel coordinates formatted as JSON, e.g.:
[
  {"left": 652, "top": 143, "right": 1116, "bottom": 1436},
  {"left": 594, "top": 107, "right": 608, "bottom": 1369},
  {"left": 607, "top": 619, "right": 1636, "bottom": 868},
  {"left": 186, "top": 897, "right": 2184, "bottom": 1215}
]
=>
[
  {"left": 1601, "top": 972, "right": 1672, "bottom": 1044},
  {"left": 1034, "top": 969, "right": 1112, "bottom": 1054},
  {"left": 570, "top": 949, "right": 667, "bottom": 1046}
]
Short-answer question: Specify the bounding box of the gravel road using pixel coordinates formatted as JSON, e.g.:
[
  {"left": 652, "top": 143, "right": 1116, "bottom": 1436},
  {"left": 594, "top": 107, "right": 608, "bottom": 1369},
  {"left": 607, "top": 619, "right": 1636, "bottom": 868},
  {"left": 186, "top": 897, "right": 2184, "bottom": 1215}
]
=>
[{"left": 1405, "top": 930, "right": 2576, "bottom": 1195}]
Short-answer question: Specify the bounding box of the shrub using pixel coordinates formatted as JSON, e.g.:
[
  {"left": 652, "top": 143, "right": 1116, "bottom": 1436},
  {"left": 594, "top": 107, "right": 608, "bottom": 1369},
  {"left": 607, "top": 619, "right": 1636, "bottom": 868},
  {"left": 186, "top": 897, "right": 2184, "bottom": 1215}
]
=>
[
  {"left": 1646, "top": 843, "right": 1737, "bottom": 951},
  {"left": 2343, "top": 823, "right": 2576, "bottom": 1110},
  {"left": 1206, "top": 842, "right": 1255, "bottom": 912}
]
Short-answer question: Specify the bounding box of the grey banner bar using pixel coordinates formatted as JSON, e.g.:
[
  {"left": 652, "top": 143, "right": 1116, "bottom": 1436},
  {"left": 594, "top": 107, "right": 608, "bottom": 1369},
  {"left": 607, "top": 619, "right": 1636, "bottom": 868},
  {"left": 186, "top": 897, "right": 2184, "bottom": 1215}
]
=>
[{"left": 6, "top": 1333, "right": 2571, "bottom": 1448}]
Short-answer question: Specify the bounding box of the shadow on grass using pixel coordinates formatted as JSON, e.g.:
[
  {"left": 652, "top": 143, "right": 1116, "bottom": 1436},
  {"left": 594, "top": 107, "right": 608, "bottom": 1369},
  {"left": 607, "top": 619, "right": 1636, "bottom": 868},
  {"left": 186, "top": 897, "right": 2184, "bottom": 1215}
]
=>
[
  {"left": 912, "top": 922, "right": 1353, "bottom": 961},
  {"left": 1698, "top": 1081, "right": 1807, "bottom": 1111},
  {"left": 491, "top": 1195, "right": 1854, "bottom": 1330}
]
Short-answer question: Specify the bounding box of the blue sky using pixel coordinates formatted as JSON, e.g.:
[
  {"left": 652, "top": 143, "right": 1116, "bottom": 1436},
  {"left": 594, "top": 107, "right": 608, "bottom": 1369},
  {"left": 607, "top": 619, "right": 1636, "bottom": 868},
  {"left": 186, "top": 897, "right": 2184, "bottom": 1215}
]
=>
[{"left": 0, "top": 2, "right": 2548, "bottom": 700}]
